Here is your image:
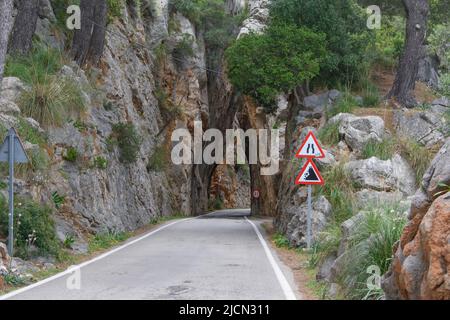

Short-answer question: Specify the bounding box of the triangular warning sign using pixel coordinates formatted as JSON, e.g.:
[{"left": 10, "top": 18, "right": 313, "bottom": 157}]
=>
[
  {"left": 0, "top": 128, "right": 29, "bottom": 163},
  {"left": 295, "top": 131, "right": 325, "bottom": 159},
  {"left": 295, "top": 159, "right": 324, "bottom": 185}
]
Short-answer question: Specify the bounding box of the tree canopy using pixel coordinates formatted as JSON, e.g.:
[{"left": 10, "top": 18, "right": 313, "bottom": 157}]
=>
[{"left": 226, "top": 24, "right": 326, "bottom": 111}]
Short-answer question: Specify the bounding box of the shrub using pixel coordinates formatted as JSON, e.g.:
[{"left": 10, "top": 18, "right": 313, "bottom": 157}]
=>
[
  {"left": 63, "top": 147, "right": 78, "bottom": 162},
  {"left": 337, "top": 204, "right": 407, "bottom": 300},
  {"left": 5, "top": 45, "right": 64, "bottom": 84},
  {"left": 428, "top": 23, "right": 450, "bottom": 72},
  {"left": 398, "top": 137, "right": 433, "bottom": 184},
  {"left": 110, "top": 123, "right": 142, "bottom": 164},
  {"left": 318, "top": 121, "right": 341, "bottom": 146},
  {"left": 438, "top": 72, "right": 450, "bottom": 98},
  {"left": 6, "top": 45, "right": 85, "bottom": 128},
  {"left": 327, "top": 92, "right": 359, "bottom": 118},
  {"left": 316, "top": 162, "right": 356, "bottom": 224},
  {"left": 51, "top": 191, "right": 66, "bottom": 209},
  {"left": 94, "top": 156, "right": 108, "bottom": 169},
  {"left": 309, "top": 223, "right": 341, "bottom": 268},
  {"left": 0, "top": 196, "right": 60, "bottom": 258},
  {"left": 147, "top": 145, "right": 168, "bottom": 172},
  {"left": 88, "top": 231, "right": 130, "bottom": 252},
  {"left": 361, "top": 139, "right": 396, "bottom": 160},
  {"left": 273, "top": 233, "right": 290, "bottom": 248},
  {"left": 226, "top": 24, "right": 326, "bottom": 112}
]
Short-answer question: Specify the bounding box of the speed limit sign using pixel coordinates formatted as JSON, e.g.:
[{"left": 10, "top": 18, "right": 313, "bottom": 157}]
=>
[{"left": 252, "top": 189, "right": 260, "bottom": 199}]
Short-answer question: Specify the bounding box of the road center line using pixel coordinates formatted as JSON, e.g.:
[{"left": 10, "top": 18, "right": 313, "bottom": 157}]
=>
[
  {"left": 0, "top": 218, "right": 194, "bottom": 300},
  {"left": 244, "top": 217, "right": 297, "bottom": 300}
]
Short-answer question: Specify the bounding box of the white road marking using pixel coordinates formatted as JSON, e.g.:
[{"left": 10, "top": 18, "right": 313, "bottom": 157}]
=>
[
  {"left": 0, "top": 218, "right": 193, "bottom": 300},
  {"left": 245, "top": 217, "right": 297, "bottom": 300}
]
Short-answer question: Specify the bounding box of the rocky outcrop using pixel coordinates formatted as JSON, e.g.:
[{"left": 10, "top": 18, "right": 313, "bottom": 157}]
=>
[
  {"left": 238, "top": 0, "right": 270, "bottom": 37},
  {"left": 345, "top": 155, "right": 416, "bottom": 196},
  {"left": 383, "top": 139, "right": 450, "bottom": 299},
  {"left": 393, "top": 100, "right": 449, "bottom": 148},
  {"left": 329, "top": 113, "right": 385, "bottom": 152},
  {"left": 285, "top": 196, "right": 332, "bottom": 247}
]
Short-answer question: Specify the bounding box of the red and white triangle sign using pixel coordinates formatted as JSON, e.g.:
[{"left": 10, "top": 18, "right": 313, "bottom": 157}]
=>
[
  {"left": 295, "top": 131, "right": 325, "bottom": 159},
  {"left": 295, "top": 159, "right": 324, "bottom": 185}
]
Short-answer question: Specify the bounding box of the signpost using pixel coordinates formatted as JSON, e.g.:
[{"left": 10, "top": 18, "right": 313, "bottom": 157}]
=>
[
  {"left": 0, "top": 128, "right": 29, "bottom": 257},
  {"left": 294, "top": 131, "right": 324, "bottom": 249}
]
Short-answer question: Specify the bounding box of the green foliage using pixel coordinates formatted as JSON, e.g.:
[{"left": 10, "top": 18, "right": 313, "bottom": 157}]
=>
[
  {"left": 309, "top": 223, "right": 341, "bottom": 268},
  {"left": 338, "top": 204, "right": 407, "bottom": 300},
  {"left": 327, "top": 92, "right": 359, "bottom": 117},
  {"left": 88, "top": 231, "right": 130, "bottom": 252},
  {"left": 270, "top": 0, "right": 370, "bottom": 85},
  {"left": 51, "top": 191, "right": 66, "bottom": 209},
  {"left": 318, "top": 121, "right": 341, "bottom": 146},
  {"left": 147, "top": 145, "right": 168, "bottom": 172},
  {"left": 171, "top": 0, "right": 247, "bottom": 68},
  {"left": 398, "top": 138, "right": 433, "bottom": 184},
  {"left": 107, "top": 0, "right": 124, "bottom": 19},
  {"left": 361, "top": 139, "right": 396, "bottom": 160},
  {"left": 63, "top": 147, "right": 78, "bottom": 162},
  {"left": 5, "top": 45, "right": 64, "bottom": 84},
  {"left": 149, "top": 213, "right": 186, "bottom": 225},
  {"left": 438, "top": 73, "right": 450, "bottom": 98},
  {"left": 360, "top": 80, "right": 381, "bottom": 108},
  {"left": 273, "top": 233, "right": 290, "bottom": 248},
  {"left": 366, "top": 15, "right": 405, "bottom": 68},
  {"left": 316, "top": 162, "right": 356, "bottom": 224},
  {"left": 110, "top": 123, "right": 142, "bottom": 164},
  {"left": 0, "top": 197, "right": 60, "bottom": 258},
  {"left": 6, "top": 46, "right": 85, "bottom": 128},
  {"left": 226, "top": 24, "right": 326, "bottom": 111},
  {"left": 63, "top": 234, "right": 75, "bottom": 249},
  {"left": 2, "top": 273, "right": 28, "bottom": 286},
  {"left": 428, "top": 23, "right": 450, "bottom": 72},
  {"left": 209, "top": 196, "right": 224, "bottom": 210},
  {"left": 94, "top": 156, "right": 108, "bottom": 169}
]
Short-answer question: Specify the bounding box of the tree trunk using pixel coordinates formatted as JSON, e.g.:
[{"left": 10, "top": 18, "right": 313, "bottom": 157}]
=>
[
  {"left": 0, "top": 0, "right": 14, "bottom": 89},
  {"left": 72, "top": 0, "right": 107, "bottom": 66},
  {"left": 8, "top": 0, "right": 39, "bottom": 55},
  {"left": 387, "top": 0, "right": 429, "bottom": 108}
]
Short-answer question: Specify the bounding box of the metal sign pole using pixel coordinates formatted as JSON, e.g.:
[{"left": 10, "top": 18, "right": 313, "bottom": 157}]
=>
[
  {"left": 307, "top": 185, "right": 312, "bottom": 249},
  {"left": 8, "top": 129, "right": 15, "bottom": 257}
]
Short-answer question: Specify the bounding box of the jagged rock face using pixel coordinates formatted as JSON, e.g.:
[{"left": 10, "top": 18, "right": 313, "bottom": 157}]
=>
[
  {"left": 0, "top": 3, "right": 214, "bottom": 236},
  {"left": 344, "top": 155, "right": 416, "bottom": 196},
  {"left": 238, "top": 0, "right": 270, "bottom": 37},
  {"left": 384, "top": 193, "right": 450, "bottom": 299},
  {"left": 383, "top": 139, "right": 450, "bottom": 300},
  {"left": 209, "top": 165, "right": 250, "bottom": 209}
]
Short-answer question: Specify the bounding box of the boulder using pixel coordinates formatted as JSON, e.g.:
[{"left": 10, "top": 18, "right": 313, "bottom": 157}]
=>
[
  {"left": 0, "top": 99, "right": 21, "bottom": 115},
  {"left": 383, "top": 192, "right": 450, "bottom": 300},
  {"left": 421, "top": 138, "right": 450, "bottom": 198},
  {"left": 0, "top": 77, "right": 28, "bottom": 102},
  {"left": 345, "top": 155, "right": 416, "bottom": 196},
  {"left": 329, "top": 113, "right": 385, "bottom": 152},
  {"left": 393, "top": 109, "right": 446, "bottom": 148},
  {"left": 285, "top": 196, "right": 332, "bottom": 247},
  {"left": 432, "top": 97, "right": 450, "bottom": 108},
  {"left": 317, "top": 253, "right": 337, "bottom": 282}
]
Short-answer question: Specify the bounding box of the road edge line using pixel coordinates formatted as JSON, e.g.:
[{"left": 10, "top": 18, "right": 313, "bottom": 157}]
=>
[
  {"left": 245, "top": 217, "right": 297, "bottom": 300},
  {"left": 0, "top": 218, "right": 193, "bottom": 300}
]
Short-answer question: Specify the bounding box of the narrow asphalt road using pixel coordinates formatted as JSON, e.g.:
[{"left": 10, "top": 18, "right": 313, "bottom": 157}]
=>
[{"left": 1, "top": 209, "right": 298, "bottom": 300}]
